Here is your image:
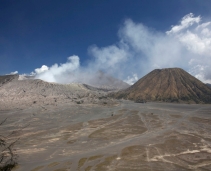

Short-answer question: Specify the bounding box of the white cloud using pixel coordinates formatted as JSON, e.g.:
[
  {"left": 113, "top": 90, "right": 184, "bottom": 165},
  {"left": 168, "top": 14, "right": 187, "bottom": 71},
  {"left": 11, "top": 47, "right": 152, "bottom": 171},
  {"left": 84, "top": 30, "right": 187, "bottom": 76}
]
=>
[
  {"left": 119, "top": 19, "right": 188, "bottom": 70},
  {"left": 27, "top": 13, "right": 211, "bottom": 85},
  {"left": 35, "top": 65, "right": 49, "bottom": 74},
  {"left": 165, "top": 14, "right": 211, "bottom": 83},
  {"left": 166, "top": 13, "right": 201, "bottom": 34},
  {"left": 124, "top": 73, "right": 138, "bottom": 85},
  {"left": 90, "top": 44, "right": 129, "bottom": 68},
  {"left": 115, "top": 13, "right": 211, "bottom": 84},
  {"left": 165, "top": 13, "right": 211, "bottom": 57},
  {"left": 9, "top": 71, "right": 18, "bottom": 75},
  {"left": 196, "top": 22, "right": 211, "bottom": 31},
  {"left": 35, "top": 55, "right": 80, "bottom": 83},
  {"left": 189, "top": 65, "right": 211, "bottom": 83},
  {"left": 179, "top": 31, "right": 209, "bottom": 55}
]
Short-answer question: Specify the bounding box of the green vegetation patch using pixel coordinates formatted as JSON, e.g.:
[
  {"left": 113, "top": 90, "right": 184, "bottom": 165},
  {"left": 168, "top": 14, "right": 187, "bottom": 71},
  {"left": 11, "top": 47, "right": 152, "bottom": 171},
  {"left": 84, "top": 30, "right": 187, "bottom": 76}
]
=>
[
  {"left": 95, "top": 155, "right": 117, "bottom": 171},
  {"left": 88, "top": 155, "right": 103, "bottom": 161},
  {"left": 78, "top": 158, "right": 87, "bottom": 169},
  {"left": 48, "top": 162, "right": 59, "bottom": 167},
  {"left": 85, "top": 166, "right": 92, "bottom": 171},
  {"left": 31, "top": 166, "right": 44, "bottom": 171}
]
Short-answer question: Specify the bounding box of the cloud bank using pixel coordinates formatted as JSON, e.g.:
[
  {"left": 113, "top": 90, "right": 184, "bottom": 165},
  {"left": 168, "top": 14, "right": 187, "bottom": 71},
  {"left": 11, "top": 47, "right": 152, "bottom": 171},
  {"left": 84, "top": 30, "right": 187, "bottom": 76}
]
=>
[{"left": 28, "top": 13, "right": 211, "bottom": 84}]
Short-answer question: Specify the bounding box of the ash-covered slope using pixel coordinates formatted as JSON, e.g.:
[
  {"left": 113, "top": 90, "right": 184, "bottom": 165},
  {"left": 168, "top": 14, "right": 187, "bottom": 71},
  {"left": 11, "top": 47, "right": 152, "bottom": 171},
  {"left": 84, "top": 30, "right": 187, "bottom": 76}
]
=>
[
  {"left": 0, "top": 74, "right": 19, "bottom": 87},
  {"left": 112, "top": 68, "right": 211, "bottom": 103},
  {"left": 0, "top": 75, "right": 116, "bottom": 110}
]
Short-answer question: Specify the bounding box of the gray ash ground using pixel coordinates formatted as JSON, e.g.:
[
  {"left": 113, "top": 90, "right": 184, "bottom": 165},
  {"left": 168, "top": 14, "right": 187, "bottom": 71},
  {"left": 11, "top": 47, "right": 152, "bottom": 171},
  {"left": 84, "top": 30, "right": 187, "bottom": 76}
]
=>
[{"left": 1, "top": 101, "right": 211, "bottom": 171}]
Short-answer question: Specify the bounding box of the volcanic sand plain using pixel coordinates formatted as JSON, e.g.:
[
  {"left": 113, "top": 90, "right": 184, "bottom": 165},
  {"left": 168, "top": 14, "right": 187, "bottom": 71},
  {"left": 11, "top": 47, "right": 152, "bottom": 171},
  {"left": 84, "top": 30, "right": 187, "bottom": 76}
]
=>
[{"left": 1, "top": 101, "right": 211, "bottom": 171}]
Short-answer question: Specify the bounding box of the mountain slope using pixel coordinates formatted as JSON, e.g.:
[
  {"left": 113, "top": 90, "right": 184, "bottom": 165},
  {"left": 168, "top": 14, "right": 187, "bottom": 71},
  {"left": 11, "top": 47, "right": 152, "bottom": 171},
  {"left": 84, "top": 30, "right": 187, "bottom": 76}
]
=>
[
  {"left": 0, "top": 75, "right": 116, "bottom": 110},
  {"left": 0, "top": 74, "right": 19, "bottom": 87},
  {"left": 112, "top": 68, "right": 211, "bottom": 103}
]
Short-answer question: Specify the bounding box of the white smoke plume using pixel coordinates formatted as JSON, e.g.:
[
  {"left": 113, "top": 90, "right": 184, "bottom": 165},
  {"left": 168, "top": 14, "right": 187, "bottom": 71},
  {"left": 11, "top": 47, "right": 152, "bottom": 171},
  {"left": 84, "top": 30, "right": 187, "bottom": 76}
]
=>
[
  {"left": 34, "top": 55, "right": 80, "bottom": 83},
  {"left": 34, "top": 65, "right": 49, "bottom": 74},
  {"left": 8, "top": 71, "right": 18, "bottom": 75},
  {"left": 29, "top": 13, "right": 211, "bottom": 84}
]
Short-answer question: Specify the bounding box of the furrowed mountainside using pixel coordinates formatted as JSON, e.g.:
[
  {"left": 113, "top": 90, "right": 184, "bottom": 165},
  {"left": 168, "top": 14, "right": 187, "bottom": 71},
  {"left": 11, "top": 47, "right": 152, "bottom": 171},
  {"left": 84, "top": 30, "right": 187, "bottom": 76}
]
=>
[
  {"left": 0, "top": 75, "right": 117, "bottom": 110},
  {"left": 112, "top": 68, "right": 211, "bottom": 104}
]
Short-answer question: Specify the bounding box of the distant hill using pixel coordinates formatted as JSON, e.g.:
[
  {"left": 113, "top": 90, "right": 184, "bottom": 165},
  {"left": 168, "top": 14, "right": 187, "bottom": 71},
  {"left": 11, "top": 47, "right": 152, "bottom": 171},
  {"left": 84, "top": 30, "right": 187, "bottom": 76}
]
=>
[
  {"left": 112, "top": 68, "right": 211, "bottom": 104},
  {"left": 206, "top": 83, "right": 211, "bottom": 88}
]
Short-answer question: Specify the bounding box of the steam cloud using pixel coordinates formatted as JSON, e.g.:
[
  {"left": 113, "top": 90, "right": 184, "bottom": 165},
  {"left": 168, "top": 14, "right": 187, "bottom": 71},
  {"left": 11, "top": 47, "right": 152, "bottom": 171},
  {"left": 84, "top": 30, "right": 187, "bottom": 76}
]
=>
[
  {"left": 9, "top": 71, "right": 18, "bottom": 75},
  {"left": 30, "top": 13, "right": 211, "bottom": 84},
  {"left": 34, "top": 56, "right": 80, "bottom": 83}
]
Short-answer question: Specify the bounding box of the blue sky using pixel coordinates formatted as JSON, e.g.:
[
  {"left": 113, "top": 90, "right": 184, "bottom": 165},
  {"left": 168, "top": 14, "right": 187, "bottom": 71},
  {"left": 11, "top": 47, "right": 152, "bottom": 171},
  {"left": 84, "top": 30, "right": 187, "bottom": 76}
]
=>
[{"left": 1, "top": 0, "right": 211, "bottom": 84}]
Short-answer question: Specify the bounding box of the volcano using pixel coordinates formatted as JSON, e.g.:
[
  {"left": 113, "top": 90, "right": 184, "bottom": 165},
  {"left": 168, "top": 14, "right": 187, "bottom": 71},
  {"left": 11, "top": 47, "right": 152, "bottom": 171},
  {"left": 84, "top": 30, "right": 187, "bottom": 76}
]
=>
[
  {"left": 0, "top": 74, "right": 118, "bottom": 110},
  {"left": 112, "top": 68, "right": 211, "bottom": 103}
]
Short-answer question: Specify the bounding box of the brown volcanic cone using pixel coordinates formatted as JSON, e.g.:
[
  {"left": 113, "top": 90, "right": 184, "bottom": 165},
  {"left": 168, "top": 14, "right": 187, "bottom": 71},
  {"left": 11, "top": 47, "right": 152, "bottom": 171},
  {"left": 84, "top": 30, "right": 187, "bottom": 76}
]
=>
[{"left": 112, "top": 68, "right": 211, "bottom": 103}]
